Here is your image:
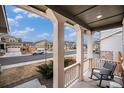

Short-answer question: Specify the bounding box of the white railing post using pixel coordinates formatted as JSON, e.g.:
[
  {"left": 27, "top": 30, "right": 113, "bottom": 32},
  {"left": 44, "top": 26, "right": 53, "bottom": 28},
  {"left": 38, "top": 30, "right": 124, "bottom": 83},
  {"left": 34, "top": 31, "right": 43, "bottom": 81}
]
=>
[
  {"left": 46, "top": 9, "right": 65, "bottom": 88},
  {"left": 74, "top": 24, "right": 84, "bottom": 81},
  {"left": 83, "top": 59, "right": 90, "bottom": 73},
  {"left": 64, "top": 63, "right": 80, "bottom": 87}
]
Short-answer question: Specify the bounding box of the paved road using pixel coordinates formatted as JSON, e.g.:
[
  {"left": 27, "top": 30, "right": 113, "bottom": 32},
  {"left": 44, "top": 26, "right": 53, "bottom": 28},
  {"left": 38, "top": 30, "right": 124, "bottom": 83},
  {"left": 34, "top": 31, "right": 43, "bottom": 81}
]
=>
[{"left": 0, "top": 51, "right": 76, "bottom": 66}]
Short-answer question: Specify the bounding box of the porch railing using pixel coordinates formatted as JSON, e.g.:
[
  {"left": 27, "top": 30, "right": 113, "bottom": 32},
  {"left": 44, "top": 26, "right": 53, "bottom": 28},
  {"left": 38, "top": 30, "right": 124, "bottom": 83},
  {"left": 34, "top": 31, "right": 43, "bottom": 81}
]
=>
[
  {"left": 64, "top": 62, "right": 80, "bottom": 87},
  {"left": 64, "top": 58, "right": 91, "bottom": 87},
  {"left": 92, "top": 58, "right": 119, "bottom": 75},
  {"left": 64, "top": 58, "right": 119, "bottom": 87},
  {"left": 83, "top": 59, "right": 90, "bottom": 73}
]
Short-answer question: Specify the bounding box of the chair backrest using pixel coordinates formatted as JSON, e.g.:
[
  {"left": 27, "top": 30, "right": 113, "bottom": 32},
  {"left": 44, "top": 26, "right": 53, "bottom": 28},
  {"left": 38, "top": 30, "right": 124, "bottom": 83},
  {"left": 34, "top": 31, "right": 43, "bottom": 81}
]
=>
[{"left": 103, "top": 62, "right": 117, "bottom": 75}]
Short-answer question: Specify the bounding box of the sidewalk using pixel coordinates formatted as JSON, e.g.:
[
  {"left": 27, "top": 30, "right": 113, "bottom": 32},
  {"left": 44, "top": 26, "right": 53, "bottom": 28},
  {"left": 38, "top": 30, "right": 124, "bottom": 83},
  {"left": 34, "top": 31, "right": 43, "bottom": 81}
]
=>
[
  {"left": 0, "top": 53, "right": 31, "bottom": 58},
  {"left": 14, "top": 79, "right": 46, "bottom": 88}
]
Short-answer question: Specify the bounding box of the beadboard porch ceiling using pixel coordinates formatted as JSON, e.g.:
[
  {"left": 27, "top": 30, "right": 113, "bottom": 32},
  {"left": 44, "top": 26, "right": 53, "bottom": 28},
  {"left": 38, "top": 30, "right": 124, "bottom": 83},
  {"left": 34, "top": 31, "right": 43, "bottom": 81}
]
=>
[{"left": 30, "top": 5, "right": 124, "bottom": 31}]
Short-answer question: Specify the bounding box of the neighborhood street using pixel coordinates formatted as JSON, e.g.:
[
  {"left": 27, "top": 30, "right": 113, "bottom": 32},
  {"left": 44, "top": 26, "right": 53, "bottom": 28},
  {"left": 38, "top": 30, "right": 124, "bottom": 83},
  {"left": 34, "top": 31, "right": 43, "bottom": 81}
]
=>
[{"left": 0, "top": 51, "right": 76, "bottom": 66}]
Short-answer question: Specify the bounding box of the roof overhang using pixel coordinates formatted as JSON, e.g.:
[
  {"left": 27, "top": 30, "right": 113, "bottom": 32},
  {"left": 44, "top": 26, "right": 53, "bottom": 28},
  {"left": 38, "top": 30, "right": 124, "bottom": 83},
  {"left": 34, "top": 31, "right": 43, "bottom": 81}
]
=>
[
  {"left": 0, "top": 5, "right": 9, "bottom": 33},
  {"left": 46, "top": 5, "right": 124, "bottom": 31}
]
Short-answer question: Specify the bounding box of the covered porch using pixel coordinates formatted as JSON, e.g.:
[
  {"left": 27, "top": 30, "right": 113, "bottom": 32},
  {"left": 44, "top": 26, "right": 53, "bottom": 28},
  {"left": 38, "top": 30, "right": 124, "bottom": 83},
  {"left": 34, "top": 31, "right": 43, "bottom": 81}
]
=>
[
  {"left": 8, "top": 5, "right": 124, "bottom": 88},
  {"left": 65, "top": 58, "right": 122, "bottom": 88}
]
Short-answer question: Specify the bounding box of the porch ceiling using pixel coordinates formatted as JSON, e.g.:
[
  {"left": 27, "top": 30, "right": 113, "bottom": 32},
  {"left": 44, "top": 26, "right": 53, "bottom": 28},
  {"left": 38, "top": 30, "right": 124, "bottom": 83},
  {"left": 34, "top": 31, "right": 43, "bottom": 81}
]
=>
[{"left": 31, "top": 5, "right": 124, "bottom": 31}]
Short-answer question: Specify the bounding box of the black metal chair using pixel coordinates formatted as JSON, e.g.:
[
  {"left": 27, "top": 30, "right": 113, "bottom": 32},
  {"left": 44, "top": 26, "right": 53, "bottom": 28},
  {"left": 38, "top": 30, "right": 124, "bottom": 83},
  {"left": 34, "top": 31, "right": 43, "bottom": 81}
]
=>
[{"left": 90, "top": 62, "right": 117, "bottom": 87}]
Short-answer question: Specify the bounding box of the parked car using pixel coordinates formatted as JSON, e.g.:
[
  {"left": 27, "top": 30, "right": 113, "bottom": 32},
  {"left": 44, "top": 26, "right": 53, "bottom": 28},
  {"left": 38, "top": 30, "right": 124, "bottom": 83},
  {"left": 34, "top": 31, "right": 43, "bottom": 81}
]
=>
[{"left": 32, "top": 50, "right": 44, "bottom": 55}]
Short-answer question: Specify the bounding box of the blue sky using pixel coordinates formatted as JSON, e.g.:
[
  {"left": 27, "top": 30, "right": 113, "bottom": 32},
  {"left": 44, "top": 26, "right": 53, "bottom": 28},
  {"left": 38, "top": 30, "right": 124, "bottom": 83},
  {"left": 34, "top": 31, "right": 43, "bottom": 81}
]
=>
[
  {"left": 5, "top": 5, "right": 100, "bottom": 43},
  {"left": 5, "top": 5, "right": 78, "bottom": 42}
]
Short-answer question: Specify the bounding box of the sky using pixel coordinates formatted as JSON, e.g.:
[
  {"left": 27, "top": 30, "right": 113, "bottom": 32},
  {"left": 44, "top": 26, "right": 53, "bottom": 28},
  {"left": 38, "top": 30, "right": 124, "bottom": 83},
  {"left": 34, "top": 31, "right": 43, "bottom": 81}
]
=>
[{"left": 5, "top": 5, "right": 100, "bottom": 43}]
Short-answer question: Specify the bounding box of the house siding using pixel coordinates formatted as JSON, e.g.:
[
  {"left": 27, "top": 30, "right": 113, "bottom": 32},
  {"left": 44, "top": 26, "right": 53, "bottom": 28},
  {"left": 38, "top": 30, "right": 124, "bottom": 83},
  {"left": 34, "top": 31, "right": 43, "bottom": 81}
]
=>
[{"left": 100, "top": 27, "right": 122, "bottom": 60}]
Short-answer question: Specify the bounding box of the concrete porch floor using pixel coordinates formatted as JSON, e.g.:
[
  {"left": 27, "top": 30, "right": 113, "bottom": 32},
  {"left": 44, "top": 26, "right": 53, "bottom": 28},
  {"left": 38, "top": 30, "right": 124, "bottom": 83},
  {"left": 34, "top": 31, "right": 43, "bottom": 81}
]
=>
[{"left": 70, "top": 72, "right": 122, "bottom": 88}]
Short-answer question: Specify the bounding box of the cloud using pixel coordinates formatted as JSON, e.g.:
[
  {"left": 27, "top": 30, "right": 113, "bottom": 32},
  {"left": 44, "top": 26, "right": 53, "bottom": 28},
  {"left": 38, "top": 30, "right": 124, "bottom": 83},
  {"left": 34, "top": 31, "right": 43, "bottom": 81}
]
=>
[
  {"left": 8, "top": 18, "right": 18, "bottom": 25},
  {"left": 64, "top": 31, "right": 76, "bottom": 41},
  {"left": 13, "top": 7, "right": 45, "bottom": 19},
  {"left": 65, "top": 26, "right": 70, "bottom": 30},
  {"left": 27, "top": 13, "right": 40, "bottom": 18},
  {"left": 64, "top": 26, "right": 76, "bottom": 41},
  {"left": 27, "top": 13, "right": 46, "bottom": 19},
  {"left": 69, "top": 31, "right": 76, "bottom": 37},
  {"left": 15, "top": 14, "right": 23, "bottom": 20},
  {"left": 8, "top": 14, "right": 23, "bottom": 26},
  {"left": 11, "top": 27, "right": 35, "bottom": 38},
  {"left": 13, "top": 8, "right": 28, "bottom": 14},
  {"left": 65, "top": 26, "right": 75, "bottom": 32},
  {"left": 64, "top": 35, "right": 67, "bottom": 39},
  {"left": 37, "top": 33, "right": 50, "bottom": 40}
]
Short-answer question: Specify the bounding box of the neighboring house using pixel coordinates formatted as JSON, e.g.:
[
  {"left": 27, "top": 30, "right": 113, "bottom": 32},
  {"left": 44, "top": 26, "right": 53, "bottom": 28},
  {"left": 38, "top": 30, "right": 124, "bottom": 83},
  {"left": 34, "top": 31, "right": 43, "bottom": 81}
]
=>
[
  {"left": 35, "top": 40, "right": 77, "bottom": 51},
  {"left": 48, "top": 42, "right": 53, "bottom": 51},
  {"left": 22, "top": 42, "right": 34, "bottom": 46},
  {"left": 0, "top": 5, "right": 9, "bottom": 56},
  {"left": 100, "top": 27, "right": 122, "bottom": 60},
  {"left": 0, "top": 33, "right": 22, "bottom": 53},
  {"left": 64, "top": 41, "right": 70, "bottom": 50},
  {"left": 93, "top": 39, "right": 100, "bottom": 53},
  {"left": 65, "top": 41, "right": 87, "bottom": 52},
  {"left": 21, "top": 42, "right": 36, "bottom": 54},
  {"left": 34, "top": 40, "right": 53, "bottom": 51},
  {"left": 69, "top": 42, "right": 76, "bottom": 49},
  {"left": 64, "top": 41, "right": 76, "bottom": 50}
]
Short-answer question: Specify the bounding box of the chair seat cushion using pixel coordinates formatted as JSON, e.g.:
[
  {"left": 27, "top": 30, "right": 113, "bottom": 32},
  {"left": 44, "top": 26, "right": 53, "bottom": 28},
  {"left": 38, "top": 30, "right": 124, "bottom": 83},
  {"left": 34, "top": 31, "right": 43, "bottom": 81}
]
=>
[
  {"left": 93, "top": 71, "right": 109, "bottom": 80},
  {"left": 92, "top": 67, "right": 111, "bottom": 80},
  {"left": 100, "top": 67, "right": 111, "bottom": 75}
]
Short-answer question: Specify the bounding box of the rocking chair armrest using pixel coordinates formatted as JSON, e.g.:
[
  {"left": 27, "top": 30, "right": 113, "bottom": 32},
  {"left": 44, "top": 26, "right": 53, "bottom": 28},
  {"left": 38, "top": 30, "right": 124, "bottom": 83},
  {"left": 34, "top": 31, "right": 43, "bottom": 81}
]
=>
[
  {"left": 91, "top": 68, "right": 101, "bottom": 74},
  {"left": 92, "top": 68, "right": 101, "bottom": 71}
]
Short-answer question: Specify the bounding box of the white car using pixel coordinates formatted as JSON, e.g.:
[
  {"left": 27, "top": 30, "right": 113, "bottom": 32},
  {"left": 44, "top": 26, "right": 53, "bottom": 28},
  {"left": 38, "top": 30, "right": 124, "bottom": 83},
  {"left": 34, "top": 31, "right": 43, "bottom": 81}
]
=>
[{"left": 32, "top": 50, "right": 44, "bottom": 55}]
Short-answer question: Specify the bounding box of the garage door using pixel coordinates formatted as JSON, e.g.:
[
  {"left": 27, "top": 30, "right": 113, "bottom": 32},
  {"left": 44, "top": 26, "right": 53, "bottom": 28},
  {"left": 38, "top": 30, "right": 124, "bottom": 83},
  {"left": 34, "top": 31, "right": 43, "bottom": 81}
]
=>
[{"left": 8, "top": 48, "right": 20, "bottom": 52}]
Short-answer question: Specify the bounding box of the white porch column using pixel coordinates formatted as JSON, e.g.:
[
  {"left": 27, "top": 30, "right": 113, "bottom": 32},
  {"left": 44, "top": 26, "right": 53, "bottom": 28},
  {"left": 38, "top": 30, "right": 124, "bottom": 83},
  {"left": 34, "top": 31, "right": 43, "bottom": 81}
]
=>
[
  {"left": 87, "top": 30, "right": 93, "bottom": 58},
  {"left": 46, "top": 9, "right": 65, "bottom": 88},
  {"left": 122, "top": 18, "right": 124, "bottom": 66},
  {"left": 74, "top": 24, "right": 84, "bottom": 80},
  {"left": 87, "top": 30, "right": 93, "bottom": 70}
]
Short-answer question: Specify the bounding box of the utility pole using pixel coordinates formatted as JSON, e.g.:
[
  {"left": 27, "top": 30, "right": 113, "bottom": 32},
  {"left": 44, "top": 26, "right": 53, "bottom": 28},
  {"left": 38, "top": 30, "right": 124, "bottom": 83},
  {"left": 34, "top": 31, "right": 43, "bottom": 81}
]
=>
[{"left": 44, "top": 39, "right": 47, "bottom": 64}]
